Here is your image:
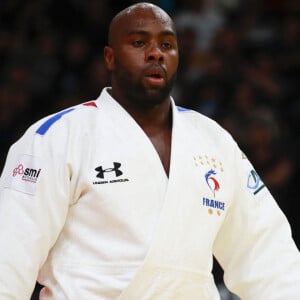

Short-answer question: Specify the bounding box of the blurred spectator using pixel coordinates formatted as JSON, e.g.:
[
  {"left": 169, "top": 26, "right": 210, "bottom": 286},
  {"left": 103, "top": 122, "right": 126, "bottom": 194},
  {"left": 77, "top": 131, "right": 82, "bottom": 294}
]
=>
[
  {"left": 81, "top": 55, "right": 111, "bottom": 99},
  {"left": 174, "top": 0, "right": 225, "bottom": 51},
  {"left": 57, "top": 34, "right": 91, "bottom": 96}
]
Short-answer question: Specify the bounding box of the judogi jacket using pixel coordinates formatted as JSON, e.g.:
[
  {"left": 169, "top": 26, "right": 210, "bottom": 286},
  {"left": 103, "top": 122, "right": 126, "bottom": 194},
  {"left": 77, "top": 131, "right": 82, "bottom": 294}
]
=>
[{"left": 0, "top": 88, "right": 300, "bottom": 299}]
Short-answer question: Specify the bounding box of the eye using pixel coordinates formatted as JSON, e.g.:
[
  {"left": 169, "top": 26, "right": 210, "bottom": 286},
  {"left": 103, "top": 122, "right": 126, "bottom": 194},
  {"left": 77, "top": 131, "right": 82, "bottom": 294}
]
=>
[
  {"left": 161, "top": 41, "right": 174, "bottom": 49},
  {"left": 132, "top": 40, "right": 145, "bottom": 47}
]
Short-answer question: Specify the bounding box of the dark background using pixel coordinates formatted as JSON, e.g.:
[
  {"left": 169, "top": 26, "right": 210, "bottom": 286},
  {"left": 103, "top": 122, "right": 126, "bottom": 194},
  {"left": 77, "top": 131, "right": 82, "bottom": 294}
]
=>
[{"left": 0, "top": 0, "right": 299, "bottom": 298}]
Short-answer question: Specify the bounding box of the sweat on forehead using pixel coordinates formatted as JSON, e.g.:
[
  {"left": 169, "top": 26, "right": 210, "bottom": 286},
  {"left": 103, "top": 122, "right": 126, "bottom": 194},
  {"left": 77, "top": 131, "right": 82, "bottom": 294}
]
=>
[{"left": 108, "top": 2, "right": 175, "bottom": 46}]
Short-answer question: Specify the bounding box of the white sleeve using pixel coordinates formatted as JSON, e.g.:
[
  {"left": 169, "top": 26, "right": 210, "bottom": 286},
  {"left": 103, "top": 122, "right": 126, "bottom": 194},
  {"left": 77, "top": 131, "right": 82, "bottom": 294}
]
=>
[
  {"left": 0, "top": 125, "right": 71, "bottom": 299},
  {"left": 213, "top": 142, "right": 300, "bottom": 299}
]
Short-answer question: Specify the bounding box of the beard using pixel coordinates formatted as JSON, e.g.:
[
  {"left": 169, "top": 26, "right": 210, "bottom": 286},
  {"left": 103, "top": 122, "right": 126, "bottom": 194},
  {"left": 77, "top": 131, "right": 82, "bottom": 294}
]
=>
[
  {"left": 133, "top": 76, "right": 176, "bottom": 107},
  {"left": 112, "top": 65, "right": 177, "bottom": 109}
]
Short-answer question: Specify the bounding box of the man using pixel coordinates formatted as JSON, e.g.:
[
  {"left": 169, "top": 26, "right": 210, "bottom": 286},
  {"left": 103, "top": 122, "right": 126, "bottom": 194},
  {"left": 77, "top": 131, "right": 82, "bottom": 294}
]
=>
[{"left": 0, "top": 2, "right": 299, "bottom": 299}]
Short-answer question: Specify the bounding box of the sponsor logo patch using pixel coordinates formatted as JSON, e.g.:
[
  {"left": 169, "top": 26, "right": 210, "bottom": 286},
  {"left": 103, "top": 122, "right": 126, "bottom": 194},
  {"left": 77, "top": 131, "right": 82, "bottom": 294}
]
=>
[
  {"left": 5, "top": 154, "right": 42, "bottom": 195},
  {"left": 247, "top": 169, "right": 265, "bottom": 195}
]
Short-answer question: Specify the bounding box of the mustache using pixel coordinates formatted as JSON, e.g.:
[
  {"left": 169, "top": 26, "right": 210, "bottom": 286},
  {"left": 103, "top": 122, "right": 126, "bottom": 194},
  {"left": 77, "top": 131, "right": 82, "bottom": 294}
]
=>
[{"left": 143, "top": 64, "right": 167, "bottom": 78}]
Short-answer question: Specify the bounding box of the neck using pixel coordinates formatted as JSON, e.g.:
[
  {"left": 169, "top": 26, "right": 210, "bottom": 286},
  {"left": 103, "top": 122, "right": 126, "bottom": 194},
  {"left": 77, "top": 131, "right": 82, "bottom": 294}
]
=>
[
  {"left": 131, "top": 101, "right": 172, "bottom": 133},
  {"left": 108, "top": 88, "right": 172, "bottom": 133}
]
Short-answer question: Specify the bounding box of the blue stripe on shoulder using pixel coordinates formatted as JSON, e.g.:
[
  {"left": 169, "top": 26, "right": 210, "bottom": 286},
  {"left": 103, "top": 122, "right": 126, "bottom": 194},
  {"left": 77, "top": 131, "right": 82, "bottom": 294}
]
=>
[
  {"left": 176, "top": 106, "right": 190, "bottom": 112},
  {"left": 36, "top": 108, "right": 75, "bottom": 135}
]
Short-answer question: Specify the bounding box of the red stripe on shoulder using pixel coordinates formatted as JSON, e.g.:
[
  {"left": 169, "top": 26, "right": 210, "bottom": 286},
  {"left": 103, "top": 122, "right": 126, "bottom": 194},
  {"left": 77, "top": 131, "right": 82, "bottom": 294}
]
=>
[{"left": 83, "top": 101, "right": 97, "bottom": 107}]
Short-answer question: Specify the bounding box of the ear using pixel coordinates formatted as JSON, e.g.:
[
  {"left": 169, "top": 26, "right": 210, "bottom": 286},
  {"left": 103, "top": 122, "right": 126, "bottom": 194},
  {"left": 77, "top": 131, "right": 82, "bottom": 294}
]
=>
[{"left": 104, "top": 46, "right": 115, "bottom": 71}]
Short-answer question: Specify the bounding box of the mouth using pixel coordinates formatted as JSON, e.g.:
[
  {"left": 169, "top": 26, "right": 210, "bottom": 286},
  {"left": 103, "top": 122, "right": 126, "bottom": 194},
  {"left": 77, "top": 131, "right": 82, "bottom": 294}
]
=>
[
  {"left": 147, "top": 73, "right": 162, "bottom": 79},
  {"left": 143, "top": 65, "right": 166, "bottom": 86}
]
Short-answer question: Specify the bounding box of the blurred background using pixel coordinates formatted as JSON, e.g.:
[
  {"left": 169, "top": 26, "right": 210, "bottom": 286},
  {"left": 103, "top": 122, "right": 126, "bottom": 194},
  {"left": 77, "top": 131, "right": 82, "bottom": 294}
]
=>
[{"left": 0, "top": 0, "right": 299, "bottom": 299}]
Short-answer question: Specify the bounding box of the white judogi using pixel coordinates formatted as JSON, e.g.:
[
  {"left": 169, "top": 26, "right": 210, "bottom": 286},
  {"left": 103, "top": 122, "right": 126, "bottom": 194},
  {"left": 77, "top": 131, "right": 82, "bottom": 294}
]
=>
[{"left": 0, "top": 88, "right": 299, "bottom": 299}]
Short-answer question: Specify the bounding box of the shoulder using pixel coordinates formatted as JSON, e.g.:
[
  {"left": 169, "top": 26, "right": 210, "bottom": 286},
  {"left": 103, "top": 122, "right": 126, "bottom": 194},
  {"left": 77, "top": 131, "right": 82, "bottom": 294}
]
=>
[
  {"left": 176, "top": 105, "right": 233, "bottom": 142},
  {"left": 7, "top": 99, "right": 100, "bottom": 159},
  {"left": 32, "top": 88, "right": 115, "bottom": 138},
  {"left": 34, "top": 100, "right": 99, "bottom": 137}
]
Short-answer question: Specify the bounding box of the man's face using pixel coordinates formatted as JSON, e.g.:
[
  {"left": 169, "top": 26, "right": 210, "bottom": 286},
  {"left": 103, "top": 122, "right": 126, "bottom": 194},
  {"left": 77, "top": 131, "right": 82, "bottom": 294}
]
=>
[{"left": 105, "top": 6, "right": 179, "bottom": 108}]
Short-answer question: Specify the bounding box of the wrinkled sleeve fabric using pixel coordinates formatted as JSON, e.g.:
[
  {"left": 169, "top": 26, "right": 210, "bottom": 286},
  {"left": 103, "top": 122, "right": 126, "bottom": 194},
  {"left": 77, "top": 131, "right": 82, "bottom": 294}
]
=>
[
  {"left": 213, "top": 139, "right": 300, "bottom": 299},
  {"left": 0, "top": 122, "right": 71, "bottom": 299}
]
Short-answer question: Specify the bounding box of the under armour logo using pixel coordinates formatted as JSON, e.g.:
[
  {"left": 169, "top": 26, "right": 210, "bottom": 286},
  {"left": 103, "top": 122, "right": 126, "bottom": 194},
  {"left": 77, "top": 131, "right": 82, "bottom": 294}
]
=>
[{"left": 95, "top": 162, "right": 123, "bottom": 179}]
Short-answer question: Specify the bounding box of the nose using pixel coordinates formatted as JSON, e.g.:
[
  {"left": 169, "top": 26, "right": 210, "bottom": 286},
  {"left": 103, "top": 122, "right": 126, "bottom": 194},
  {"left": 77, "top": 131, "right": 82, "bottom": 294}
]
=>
[{"left": 146, "top": 43, "right": 164, "bottom": 63}]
